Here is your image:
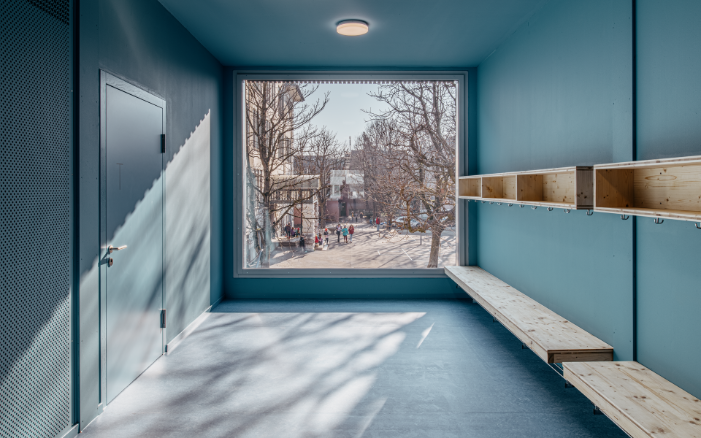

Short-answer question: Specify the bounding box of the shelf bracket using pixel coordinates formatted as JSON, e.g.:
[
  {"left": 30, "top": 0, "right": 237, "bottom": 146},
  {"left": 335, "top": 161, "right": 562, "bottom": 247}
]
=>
[
  {"left": 653, "top": 218, "right": 664, "bottom": 225},
  {"left": 586, "top": 210, "right": 594, "bottom": 216},
  {"left": 621, "top": 215, "right": 630, "bottom": 220}
]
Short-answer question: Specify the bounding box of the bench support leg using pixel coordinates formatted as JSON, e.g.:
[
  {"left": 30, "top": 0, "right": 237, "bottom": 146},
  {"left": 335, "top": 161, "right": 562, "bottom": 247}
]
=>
[
  {"left": 564, "top": 380, "right": 574, "bottom": 388},
  {"left": 593, "top": 405, "right": 603, "bottom": 415}
]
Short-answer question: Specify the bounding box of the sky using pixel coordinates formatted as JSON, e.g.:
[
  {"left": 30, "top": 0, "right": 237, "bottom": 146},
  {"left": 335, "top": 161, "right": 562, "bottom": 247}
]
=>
[{"left": 300, "top": 83, "right": 390, "bottom": 149}]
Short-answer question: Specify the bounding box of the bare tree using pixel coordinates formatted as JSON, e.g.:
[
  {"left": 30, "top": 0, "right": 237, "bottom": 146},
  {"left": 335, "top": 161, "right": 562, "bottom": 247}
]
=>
[
  {"left": 245, "top": 81, "right": 329, "bottom": 267},
  {"left": 356, "top": 120, "right": 406, "bottom": 229},
  {"left": 295, "top": 127, "right": 347, "bottom": 228},
  {"left": 364, "top": 82, "right": 457, "bottom": 268}
]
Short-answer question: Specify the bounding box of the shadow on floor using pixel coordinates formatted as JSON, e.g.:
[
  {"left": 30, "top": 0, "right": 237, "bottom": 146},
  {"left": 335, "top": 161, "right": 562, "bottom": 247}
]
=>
[{"left": 80, "top": 298, "right": 626, "bottom": 438}]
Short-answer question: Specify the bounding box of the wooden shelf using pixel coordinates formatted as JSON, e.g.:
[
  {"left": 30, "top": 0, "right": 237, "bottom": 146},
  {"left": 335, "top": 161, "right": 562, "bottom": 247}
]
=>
[
  {"left": 594, "top": 155, "right": 701, "bottom": 222},
  {"left": 458, "top": 166, "right": 593, "bottom": 210},
  {"left": 564, "top": 362, "right": 701, "bottom": 438},
  {"left": 446, "top": 266, "right": 613, "bottom": 363}
]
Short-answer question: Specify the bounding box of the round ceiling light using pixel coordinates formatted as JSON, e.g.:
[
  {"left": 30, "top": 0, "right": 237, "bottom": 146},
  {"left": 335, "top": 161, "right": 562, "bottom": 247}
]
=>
[{"left": 336, "top": 19, "right": 369, "bottom": 36}]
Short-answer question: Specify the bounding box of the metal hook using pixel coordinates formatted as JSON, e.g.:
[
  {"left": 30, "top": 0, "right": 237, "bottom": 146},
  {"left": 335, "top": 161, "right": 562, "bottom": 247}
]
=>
[
  {"left": 547, "top": 207, "right": 554, "bottom": 212},
  {"left": 563, "top": 209, "right": 570, "bottom": 214},
  {"left": 490, "top": 202, "right": 494, "bottom": 205},
  {"left": 481, "top": 201, "right": 485, "bottom": 204},
  {"left": 586, "top": 210, "right": 594, "bottom": 216},
  {"left": 496, "top": 202, "right": 501, "bottom": 206},
  {"left": 520, "top": 204, "right": 525, "bottom": 208},
  {"left": 653, "top": 217, "right": 664, "bottom": 225},
  {"left": 508, "top": 203, "right": 513, "bottom": 207},
  {"left": 532, "top": 206, "right": 537, "bottom": 210},
  {"left": 621, "top": 215, "right": 629, "bottom": 221},
  {"left": 696, "top": 223, "right": 701, "bottom": 229}
]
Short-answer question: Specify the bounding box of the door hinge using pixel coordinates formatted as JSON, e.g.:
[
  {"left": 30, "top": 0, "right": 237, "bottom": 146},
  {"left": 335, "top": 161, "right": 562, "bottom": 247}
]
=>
[
  {"left": 161, "top": 134, "right": 166, "bottom": 153},
  {"left": 160, "top": 309, "right": 166, "bottom": 328}
]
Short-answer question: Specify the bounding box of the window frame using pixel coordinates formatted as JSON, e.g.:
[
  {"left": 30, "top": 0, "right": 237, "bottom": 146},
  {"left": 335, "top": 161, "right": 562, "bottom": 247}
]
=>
[{"left": 233, "top": 70, "right": 468, "bottom": 278}]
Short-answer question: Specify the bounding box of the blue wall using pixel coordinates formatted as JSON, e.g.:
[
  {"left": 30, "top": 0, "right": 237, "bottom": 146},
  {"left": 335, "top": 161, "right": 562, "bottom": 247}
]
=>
[
  {"left": 475, "top": 0, "right": 701, "bottom": 397},
  {"left": 78, "top": 0, "right": 223, "bottom": 428},
  {"left": 475, "top": 0, "right": 634, "bottom": 361},
  {"left": 635, "top": 0, "right": 701, "bottom": 399}
]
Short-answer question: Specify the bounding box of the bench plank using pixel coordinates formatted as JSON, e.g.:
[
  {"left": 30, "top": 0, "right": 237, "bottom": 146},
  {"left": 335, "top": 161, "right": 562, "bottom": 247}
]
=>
[
  {"left": 445, "top": 266, "right": 613, "bottom": 363},
  {"left": 564, "top": 362, "right": 701, "bottom": 438}
]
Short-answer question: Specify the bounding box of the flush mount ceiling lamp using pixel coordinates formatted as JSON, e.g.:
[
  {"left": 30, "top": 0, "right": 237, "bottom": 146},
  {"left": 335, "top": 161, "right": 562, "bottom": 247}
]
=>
[{"left": 336, "top": 19, "right": 369, "bottom": 36}]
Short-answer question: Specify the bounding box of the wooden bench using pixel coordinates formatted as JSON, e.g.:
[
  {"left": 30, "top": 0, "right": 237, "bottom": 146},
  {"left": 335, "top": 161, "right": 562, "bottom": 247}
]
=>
[
  {"left": 564, "top": 362, "right": 701, "bottom": 438},
  {"left": 445, "top": 266, "right": 613, "bottom": 363}
]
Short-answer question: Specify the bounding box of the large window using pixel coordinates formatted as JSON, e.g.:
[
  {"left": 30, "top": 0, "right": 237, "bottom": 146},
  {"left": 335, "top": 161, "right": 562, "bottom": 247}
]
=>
[{"left": 237, "top": 74, "right": 465, "bottom": 275}]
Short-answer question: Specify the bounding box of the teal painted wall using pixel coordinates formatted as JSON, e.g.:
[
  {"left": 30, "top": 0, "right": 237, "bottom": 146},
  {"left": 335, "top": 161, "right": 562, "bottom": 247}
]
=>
[
  {"left": 475, "top": 0, "right": 634, "bottom": 361},
  {"left": 78, "top": 0, "right": 224, "bottom": 427},
  {"left": 636, "top": 0, "right": 701, "bottom": 399},
  {"left": 476, "top": 0, "right": 701, "bottom": 397}
]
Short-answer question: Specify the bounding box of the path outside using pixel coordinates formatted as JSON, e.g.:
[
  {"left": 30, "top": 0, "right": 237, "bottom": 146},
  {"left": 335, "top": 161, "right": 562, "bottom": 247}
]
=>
[{"left": 269, "top": 223, "right": 456, "bottom": 269}]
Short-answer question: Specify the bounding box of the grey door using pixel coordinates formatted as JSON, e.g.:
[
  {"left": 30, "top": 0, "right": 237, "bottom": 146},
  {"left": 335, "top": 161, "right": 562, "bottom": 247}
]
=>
[{"left": 105, "top": 84, "right": 164, "bottom": 403}]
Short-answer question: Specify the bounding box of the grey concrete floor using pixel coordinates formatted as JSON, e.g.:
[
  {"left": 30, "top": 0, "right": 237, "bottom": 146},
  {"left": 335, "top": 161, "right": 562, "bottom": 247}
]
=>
[{"left": 81, "top": 299, "right": 626, "bottom": 437}]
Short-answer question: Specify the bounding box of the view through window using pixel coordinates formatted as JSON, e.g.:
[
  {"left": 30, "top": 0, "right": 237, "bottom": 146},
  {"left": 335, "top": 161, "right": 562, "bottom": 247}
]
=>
[{"left": 243, "top": 80, "right": 457, "bottom": 269}]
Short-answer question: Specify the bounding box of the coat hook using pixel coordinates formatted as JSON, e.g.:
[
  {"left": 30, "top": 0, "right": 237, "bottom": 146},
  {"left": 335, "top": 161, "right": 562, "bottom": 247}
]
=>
[
  {"left": 547, "top": 207, "right": 554, "bottom": 212},
  {"left": 621, "top": 215, "right": 629, "bottom": 220},
  {"left": 564, "top": 209, "right": 570, "bottom": 214},
  {"left": 695, "top": 223, "right": 701, "bottom": 229},
  {"left": 481, "top": 201, "right": 485, "bottom": 204},
  {"left": 532, "top": 206, "right": 537, "bottom": 210},
  {"left": 490, "top": 201, "right": 494, "bottom": 204},
  {"left": 508, "top": 203, "right": 513, "bottom": 207},
  {"left": 520, "top": 204, "right": 525, "bottom": 208},
  {"left": 653, "top": 217, "right": 664, "bottom": 225},
  {"left": 586, "top": 210, "right": 594, "bottom": 216},
  {"left": 496, "top": 202, "right": 501, "bottom": 206}
]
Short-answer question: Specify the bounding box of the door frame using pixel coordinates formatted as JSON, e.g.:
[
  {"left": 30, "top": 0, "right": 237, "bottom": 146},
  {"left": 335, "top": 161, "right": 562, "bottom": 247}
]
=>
[{"left": 98, "top": 70, "right": 166, "bottom": 405}]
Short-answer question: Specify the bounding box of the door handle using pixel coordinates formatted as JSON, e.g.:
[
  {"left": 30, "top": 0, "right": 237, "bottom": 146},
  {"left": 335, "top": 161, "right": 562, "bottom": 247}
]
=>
[{"left": 108, "top": 245, "right": 128, "bottom": 253}]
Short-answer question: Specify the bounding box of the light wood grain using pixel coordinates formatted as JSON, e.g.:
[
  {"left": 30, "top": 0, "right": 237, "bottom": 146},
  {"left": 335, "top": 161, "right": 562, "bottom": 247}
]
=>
[
  {"left": 634, "top": 165, "right": 701, "bottom": 212},
  {"left": 542, "top": 172, "right": 575, "bottom": 203},
  {"left": 594, "top": 206, "right": 701, "bottom": 222},
  {"left": 459, "top": 177, "right": 481, "bottom": 197},
  {"left": 595, "top": 169, "right": 634, "bottom": 208},
  {"left": 564, "top": 362, "right": 701, "bottom": 438},
  {"left": 482, "top": 176, "right": 504, "bottom": 199},
  {"left": 503, "top": 175, "right": 516, "bottom": 200},
  {"left": 517, "top": 174, "right": 543, "bottom": 202},
  {"left": 594, "top": 155, "right": 701, "bottom": 170},
  {"left": 445, "top": 266, "right": 613, "bottom": 364}
]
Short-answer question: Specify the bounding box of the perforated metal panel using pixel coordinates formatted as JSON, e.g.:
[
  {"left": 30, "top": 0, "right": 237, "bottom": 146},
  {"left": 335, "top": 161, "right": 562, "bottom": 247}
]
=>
[{"left": 1, "top": 1, "right": 72, "bottom": 437}]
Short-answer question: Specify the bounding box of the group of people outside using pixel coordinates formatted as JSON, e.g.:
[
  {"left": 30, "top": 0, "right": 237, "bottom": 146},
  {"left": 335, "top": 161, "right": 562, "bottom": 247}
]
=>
[
  {"left": 283, "top": 222, "right": 301, "bottom": 239},
  {"left": 317, "top": 223, "right": 355, "bottom": 247}
]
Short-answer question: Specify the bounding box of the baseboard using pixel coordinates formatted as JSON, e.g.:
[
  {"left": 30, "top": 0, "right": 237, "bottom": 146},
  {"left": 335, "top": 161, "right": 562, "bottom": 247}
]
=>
[
  {"left": 57, "top": 424, "right": 78, "bottom": 438},
  {"left": 165, "top": 298, "right": 221, "bottom": 354},
  {"left": 227, "top": 277, "right": 459, "bottom": 300}
]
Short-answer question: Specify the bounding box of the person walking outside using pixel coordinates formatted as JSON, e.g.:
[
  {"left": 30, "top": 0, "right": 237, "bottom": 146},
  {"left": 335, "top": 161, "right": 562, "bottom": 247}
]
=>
[
  {"left": 285, "top": 223, "right": 291, "bottom": 239},
  {"left": 376, "top": 216, "right": 381, "bottom": 232},
  {"left": 323, "top": 227, "right": 329, "bottom": 244},
  {"left": 349, "top": 224, "right": 354, "bottom": 243},
  {"left": 342, "top": 225, "right": 349, "bottom": 243},
  {"left": 336, "top": 224, "right": 341, "bottom": 243}
]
